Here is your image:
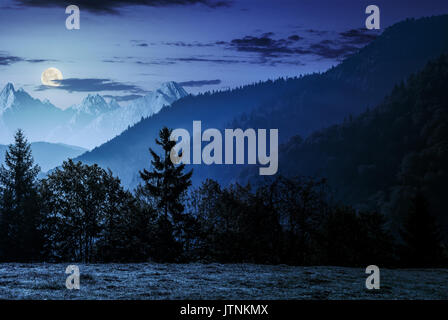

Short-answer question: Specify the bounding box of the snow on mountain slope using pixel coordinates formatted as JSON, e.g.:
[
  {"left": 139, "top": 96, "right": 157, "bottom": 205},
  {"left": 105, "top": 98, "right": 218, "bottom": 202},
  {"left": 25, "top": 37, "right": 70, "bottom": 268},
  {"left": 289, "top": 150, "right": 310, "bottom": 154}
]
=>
[
  {"left": 0, "top": 83, "right": 16, "bottom": 116},
  {"left": 0, "top": 81, "right": 188, "bottom": 149},
  {"left": 126, "top": 82, "right": 188, "bottom": 119},
  {"left": 69, "top": 94, "right": 120, "bottom": 116},
  {"left": 0, "top": 83, "right": 68, "bottom": 145},
  {"left": 67, "top": 82, "right": 188, "bottom": 149}
]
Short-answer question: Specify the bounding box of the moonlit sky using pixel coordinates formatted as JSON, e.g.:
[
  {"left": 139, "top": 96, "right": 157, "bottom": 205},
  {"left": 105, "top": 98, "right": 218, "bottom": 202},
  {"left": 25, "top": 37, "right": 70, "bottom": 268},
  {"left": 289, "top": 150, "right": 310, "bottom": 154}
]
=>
[{"left": 0, "top": 0, "right": 447, "bottom": 109}]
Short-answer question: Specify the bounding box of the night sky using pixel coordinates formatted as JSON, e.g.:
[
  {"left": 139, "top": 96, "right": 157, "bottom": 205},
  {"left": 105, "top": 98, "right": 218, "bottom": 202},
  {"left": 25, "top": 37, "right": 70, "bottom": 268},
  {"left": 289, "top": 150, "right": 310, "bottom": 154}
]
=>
[{"left": 1, "top": 0, "right": 447, "bottom": 108}]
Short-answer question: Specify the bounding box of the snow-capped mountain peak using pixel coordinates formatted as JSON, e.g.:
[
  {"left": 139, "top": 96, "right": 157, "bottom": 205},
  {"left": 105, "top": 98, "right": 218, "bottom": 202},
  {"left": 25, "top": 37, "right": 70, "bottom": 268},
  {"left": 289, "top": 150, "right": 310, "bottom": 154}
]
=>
[
  {"left": 124, "top": 82, "right": 187, "bottom": 119},
  {"left": 0, "top": 83, "right": 17, "bottom": 114},
  {"left": 0, "top": 81, "right": 188, "bottom": 149},
  {"left": 71, "top": 93, "right": 119, "bottom": 116},
  {"left": 158, "top": 81, "right": 188, "bottom": 100},
  {"left": 65, "top": 82, "right": 188, "bottom": 149},
  {"left": 1, "top": 82, "right": 15, "bottom": 94},
  {"left": 108, "top": 98, "right": 121, "bottom": 110}
]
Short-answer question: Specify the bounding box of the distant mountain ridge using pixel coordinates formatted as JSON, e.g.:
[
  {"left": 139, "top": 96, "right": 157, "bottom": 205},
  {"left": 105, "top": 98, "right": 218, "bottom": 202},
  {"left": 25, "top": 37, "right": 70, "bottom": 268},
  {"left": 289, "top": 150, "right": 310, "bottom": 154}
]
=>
[
  {"left": 69, "top": 93, "right": 119, "bottom": 116},
  {"left": 234, "top": 15, "right": 448, "bottom": 141},
  {"left": 0, "top": 142, "right": 87, "bottom": 172},
  {"left": 268, "top": 54, "right": 448, "bottom": 233},
  {"left": 0, "top": 81, "right": 188, "bottom": 149},
  {"left": 63, "top": 82, "right": 188, "bottom": 148},
  {"left": 76, "top": 15, "right": 448, "bottom": 189},
  {"left": 0, "top": 83, "right": 67, "bottom": 144}
]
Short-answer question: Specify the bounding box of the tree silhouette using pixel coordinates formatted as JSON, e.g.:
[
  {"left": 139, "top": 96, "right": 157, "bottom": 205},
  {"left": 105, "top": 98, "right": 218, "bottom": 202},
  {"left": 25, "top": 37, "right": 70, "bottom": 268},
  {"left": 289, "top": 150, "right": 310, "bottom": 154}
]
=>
[
  {"left": 140, "top": 127, "right": 193, "bottom": 221},
  {"left": 139, "top": 127, "right": 193, "bottom": 261},
  {"left": 40, "top": 159, "right": 131, "bottom": 262},
  {"left": 0, "top": 129, "right": 41, "bottom": 261},
  {"left": 400, "top": 192, "right": 445, "bottom": 267}
]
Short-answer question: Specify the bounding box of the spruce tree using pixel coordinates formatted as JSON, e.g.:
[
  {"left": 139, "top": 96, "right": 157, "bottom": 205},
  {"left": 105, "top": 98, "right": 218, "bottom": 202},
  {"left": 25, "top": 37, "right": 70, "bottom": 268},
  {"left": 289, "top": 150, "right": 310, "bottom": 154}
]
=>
[
  {"left": 139, "top": 127, "right": 192, "bottom": 261},
  {"left": 0, "top": 129, "right": 41, "bottom": 261},
  {"left": 140, "top": 127, "right": 193, "bottom": 221}
]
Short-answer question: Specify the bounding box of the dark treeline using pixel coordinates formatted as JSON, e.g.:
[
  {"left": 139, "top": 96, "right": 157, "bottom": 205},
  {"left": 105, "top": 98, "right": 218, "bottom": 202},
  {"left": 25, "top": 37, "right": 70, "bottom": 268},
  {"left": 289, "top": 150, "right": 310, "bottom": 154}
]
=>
[{"left": 0, "top": 128, "right": 446, "bottom": 267}]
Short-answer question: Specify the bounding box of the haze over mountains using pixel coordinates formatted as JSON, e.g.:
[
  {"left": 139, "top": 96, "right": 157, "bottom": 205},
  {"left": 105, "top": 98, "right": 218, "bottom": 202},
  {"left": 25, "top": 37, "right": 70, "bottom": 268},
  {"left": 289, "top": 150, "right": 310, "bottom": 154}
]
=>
[
  {"left": 275, "top": 54, "right": 448, "bottom": 233},
  {"left": 0, "top": 142, "right": 87, "bottom": 172},
  {"left": 1, "top": 15, "right": 447, "bottom": 198},
  {"left": 0, "top": 81, "right": 188, "bottom": 149},
  {"left": 77, "top": 15, "right": 448, "bottom": 189}
]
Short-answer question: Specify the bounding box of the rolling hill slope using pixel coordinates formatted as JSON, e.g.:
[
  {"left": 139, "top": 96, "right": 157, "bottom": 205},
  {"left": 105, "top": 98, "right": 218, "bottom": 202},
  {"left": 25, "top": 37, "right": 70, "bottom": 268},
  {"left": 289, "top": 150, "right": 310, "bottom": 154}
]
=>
[
  {"left": 0, "top": 142, "right": 87, "bottom": 172},
  {"left": 77, "top": 15, "right": 448, "bottom": 188}
]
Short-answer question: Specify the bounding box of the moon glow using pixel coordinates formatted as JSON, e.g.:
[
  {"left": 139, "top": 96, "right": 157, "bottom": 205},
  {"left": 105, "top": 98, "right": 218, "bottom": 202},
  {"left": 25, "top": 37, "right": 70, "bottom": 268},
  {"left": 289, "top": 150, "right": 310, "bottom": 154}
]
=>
[{"left": 41, "top": 67, "right": 63, "bottom": 86}]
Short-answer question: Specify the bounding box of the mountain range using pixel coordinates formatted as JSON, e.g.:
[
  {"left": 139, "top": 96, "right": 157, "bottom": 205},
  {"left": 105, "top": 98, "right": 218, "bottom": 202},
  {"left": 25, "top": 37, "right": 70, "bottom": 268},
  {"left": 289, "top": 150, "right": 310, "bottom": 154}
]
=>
[
  {"left": 2, "top": 14, "right": 448, "bottom": 219},
  {"left": 275, "top": 54, "right": 448, "bottom": 234},
  {"left": 0, "top": 142, "right": 87, "bottom": 172},
  {"left": 76, "top": 15, "right": 448, "bottom": 189},
  {"left": 0, "top": 81, "right": 188, "bottom": 150}
]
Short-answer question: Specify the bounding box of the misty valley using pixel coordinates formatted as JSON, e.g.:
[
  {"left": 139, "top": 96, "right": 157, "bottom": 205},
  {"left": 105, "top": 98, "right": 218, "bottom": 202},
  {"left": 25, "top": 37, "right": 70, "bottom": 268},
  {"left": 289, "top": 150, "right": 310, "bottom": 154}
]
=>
[{"left": 1, "top": 7, "right": 448, "bottom": 302}]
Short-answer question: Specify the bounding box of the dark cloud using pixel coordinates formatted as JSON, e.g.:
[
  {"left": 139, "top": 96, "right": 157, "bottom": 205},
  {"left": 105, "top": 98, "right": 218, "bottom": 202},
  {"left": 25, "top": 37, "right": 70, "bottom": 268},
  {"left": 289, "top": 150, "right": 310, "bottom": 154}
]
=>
[
  {"left": 339, "top": 28, "right": 378, "bottom": 45},
  {"left": 226, "top": 35, "right": 301, "bottom": 58},
  {"left": 305, "top": 29, "right": 328, "bottom": 36},
  {"left": 26, "top": 59, "right": 54, "bottom": 63},
  {"left": 131, "top": 40, "right": 150, "bottom": 47},
  {"left": 168, "top": 57, "right": 244, "bottom": 64},
  {"left": 103, "top": 94, "right": 144, "bottom": 102},
  {"left": 36, "top": 78, "right": 145, "bottom": 93},
  {"left": 0, "top": 52, "right": 56, "bottom": 66},
  {"left": 309, "top": 41, "right": 359, "bottom": 59},
  {"left": 178, "top": 79, "right": 221, "bottom": 87},
  {"left": 162, "top": 41, "right": 215, "bottom": 47},
  {"left": 231, "top": 36, "right": 276, "bottom": 48},
  {"left": 136, "top": 60, "right": 177, "bottom": 66},
  {"left": 154, "top": 33, "right": 308, "bottom": 66},
  {"left": 219, "top": 27, "right": 378, "bottom": 63},
  {"left": 0, "top": 54, "right": 23, "bottom": 66},
  {"left": 133, "top": 39, "right": 218, "bottom": 48},
  {"left": 288, "top": 35, "right": 301, "bottom": 41},
  {"left": 261, "top": 32, "right": 275, "bottom": 38},
  {"left": 15, "top": 0, "right": 231, "bottom": 14},
  {"left": 302, "top": 29, "right": 378, "bottom": 60},
  {"left": 103, "top": 55, "right": 139, "bottom": 63},
  {"left": 145, "top": 33, "right": 302, "bottom": 59},
  {"left": 102, "top": 27, "right": 378, "bottom": 69},
  {"left": 217, "top": 33, "right": 310, "bottom": 65},
  {"left": 103, "top": 56, "right": 177, "bottom": 66},
  {"left": 168, "top": 55, "right": 305, "bottom": 67},
  {"left": 102, "top": 59, "right": 125, "bottom": 63}
]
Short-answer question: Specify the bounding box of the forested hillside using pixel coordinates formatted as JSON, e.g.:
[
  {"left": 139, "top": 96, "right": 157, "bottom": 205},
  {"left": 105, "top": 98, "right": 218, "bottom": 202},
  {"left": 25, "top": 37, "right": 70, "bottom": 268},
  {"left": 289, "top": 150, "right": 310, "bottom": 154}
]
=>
[
  {"left": 267, "top": 54, "right": 448, "bottom": 234},
  {"left": 77, "top": 15, "right": 448, "bottom": 188}
]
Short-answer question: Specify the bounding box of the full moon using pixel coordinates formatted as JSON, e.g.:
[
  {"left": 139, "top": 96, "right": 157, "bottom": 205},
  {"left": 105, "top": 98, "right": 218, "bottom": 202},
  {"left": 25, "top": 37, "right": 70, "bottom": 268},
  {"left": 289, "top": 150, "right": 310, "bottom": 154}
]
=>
[{"left": 41, "top": 67, "right": 63, "bottom": 86}]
